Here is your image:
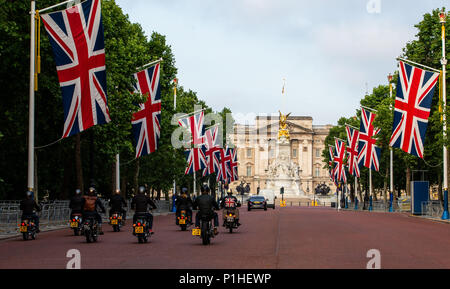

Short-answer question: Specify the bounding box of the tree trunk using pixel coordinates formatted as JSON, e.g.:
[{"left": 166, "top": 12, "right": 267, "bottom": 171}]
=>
[
  {"left": 384, "top": 165, "right": 388, "bottom": 205},
  {"left": 111, "top": 163, "right": 116, "bottom": 195},
  {"left": 357, "top": 179, "right": 363, "bottom": 202},
  {"left": 438, "top": 173, "right": 443, "bottom": 203},
  {"left": 406, "top": 166, "right": 411, "bottom": 197},
  {"left": 75, "top": 134, "right": 84, "bottom": 193},
  {"left": 34, "top": 152, "right": 39, "bottom": 201},
  {"left": 157, "top": 189, "right": 161, "bottom": 200},
  {"left": 61, "top": 149, "right": 72, "bottom": 199}
]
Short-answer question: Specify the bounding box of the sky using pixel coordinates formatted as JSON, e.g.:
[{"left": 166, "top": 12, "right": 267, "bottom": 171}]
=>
[{"left": 115, "top": 0, "right": 448, "bottom": 126}]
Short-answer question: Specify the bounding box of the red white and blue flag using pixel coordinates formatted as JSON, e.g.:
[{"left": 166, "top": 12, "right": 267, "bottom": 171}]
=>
[
  {"left": 358, "top": 107, "right": 381, "bottom": 171},
  {"left": 333, "top": 139, "right": 347, "bottom": 183},
  {"left": 217, "top": 147, "right": 232, "bottom": 184},
  {"left": 131, "top": 63, "right": 161, "bottom": 158},
  {"left": 202, "top": 126, "right": 222, "bottom": 177},
  {"left": 345, "top": 126, "right": 360, "bottom": 178},
  {"left": 227, "top": 148, "right": 239, "bottom": 182},
  {"left": 184, "top": 148, "right": 207, "bottom": 175},
  {"left": 328, "top": 145, "right": 337, "bottom": 185},
  {"left": 41, "top": 0, "right": 110, "bottom": 139},
  {"left": 389, "top": 61, "right": 440, "bottom": 158},
  {"left": 178, "top": 111, "right": 205, "bottom": 147}
]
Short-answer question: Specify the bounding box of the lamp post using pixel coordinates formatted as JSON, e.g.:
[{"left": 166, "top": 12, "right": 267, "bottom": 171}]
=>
[{"left": 440, "top": 9, "right": 449, "bottom": 220}]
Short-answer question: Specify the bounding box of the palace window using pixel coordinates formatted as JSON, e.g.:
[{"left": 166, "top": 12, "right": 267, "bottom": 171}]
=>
[
  {"left": 292, "top": 149, "right": 297, "bottom": 158},
  {"left": 247, "top": 148, "right": 252, "bottom": 158},
  {"left": 315, "top": 167, "right": 320, "bottom": 177},
  {"left": 316, "top": 148, "right": 321, "bottom": 158},
  {"left": 247, "top": 166, "right": 252, "bottom": 177}
]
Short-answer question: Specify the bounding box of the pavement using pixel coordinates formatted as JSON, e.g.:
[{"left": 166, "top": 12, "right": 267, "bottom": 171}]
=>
[{"left": 1, "top": 207, "right": 450, "bottom": 269}]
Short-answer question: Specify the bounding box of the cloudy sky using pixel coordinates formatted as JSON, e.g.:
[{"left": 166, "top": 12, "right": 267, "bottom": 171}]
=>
[{"left": 115, "top": 0, "right": 448, "bottom": 126}]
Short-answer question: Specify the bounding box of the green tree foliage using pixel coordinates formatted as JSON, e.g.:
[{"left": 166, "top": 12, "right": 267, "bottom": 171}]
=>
[{"left": 0, "top": 0, "right": 231, "bottom": 200}]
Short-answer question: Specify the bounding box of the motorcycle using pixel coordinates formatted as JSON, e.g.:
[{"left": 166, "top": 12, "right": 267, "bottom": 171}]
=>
[
  {"left": 176, "top": 209, "right": 191, "bottom": 231},
  {"left": 223, "top": 210, "right": 238, "bottom": 233},
  {"left": 192, "top": 215, "right": 215, "bottom": 245},
  {"left": 83, "top": 216, "right": 99, "bottom": 243},
  {"left": 109, "top": 212, "right": 124, "bottom": 232},
  {"left": 133, "top": 214, "right": 151, "bottom": 244},
  {"left": 19, "top": 218, "right": 37, "bottom": 241},
  {"left": 69, "top": 214, "right": 83, "bottom": 236}
]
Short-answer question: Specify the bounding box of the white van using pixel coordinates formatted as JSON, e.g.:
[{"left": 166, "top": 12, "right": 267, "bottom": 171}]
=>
[{"left": 258, "top": 189, "right": 277, "bottom": 209}]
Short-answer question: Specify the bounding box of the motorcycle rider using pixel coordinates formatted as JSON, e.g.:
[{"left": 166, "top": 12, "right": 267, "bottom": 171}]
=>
[
  {"left": 69, "top": 189, "right": 84, "bottom": 219},
  {"left": 220, "top": 188, "right": 241, "bottom": 227},
  {"left": 20, "top": 191, "right": 41, "bottom": 233},
  {"left": 81, "top": 187, "right": 106, "bottom": 235},
  {"left": 131, "top": 186, "right": 157, "bottom": 234},
  {"left": 193, "top": 185, "right": 220, "bottom": 235},
  {"left": 175, "top": 187, "right": 193, "bottom": 225},
  {"left": 109, "top": 189, "right": 127, "bottom": 224}
]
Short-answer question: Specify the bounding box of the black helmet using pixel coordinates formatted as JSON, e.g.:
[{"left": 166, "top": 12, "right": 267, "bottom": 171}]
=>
[
  {"left": 200, "top": 185, "right": 210, "bottom": 194},
  {"left": 26, "top": 191, "right": 33, "bottom": 199},
  {"left": 88, "top": 187, "right": 96, "bottom": 195},
  {"left": 138, "top": 186, "right": 146, "bottom": 194}
]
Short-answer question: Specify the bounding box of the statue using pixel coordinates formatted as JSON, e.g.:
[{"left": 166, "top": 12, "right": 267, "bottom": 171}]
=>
[{"left": 278, "top": 111, "right": 291, "bottom": 140}]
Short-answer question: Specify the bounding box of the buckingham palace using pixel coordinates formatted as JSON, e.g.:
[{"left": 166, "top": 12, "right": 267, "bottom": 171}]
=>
[{"left": 229, "top": 115, "right": 335, "bottom": 197}]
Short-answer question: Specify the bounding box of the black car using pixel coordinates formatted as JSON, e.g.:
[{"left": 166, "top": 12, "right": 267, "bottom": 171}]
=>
[{"left": 247, "top": 196, "right": 267, "bottom": 211}]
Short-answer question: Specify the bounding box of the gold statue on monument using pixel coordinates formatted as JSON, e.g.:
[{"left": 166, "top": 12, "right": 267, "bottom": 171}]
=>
[{"left": 278, "top": 110, "right": 291, "bottom": 140}]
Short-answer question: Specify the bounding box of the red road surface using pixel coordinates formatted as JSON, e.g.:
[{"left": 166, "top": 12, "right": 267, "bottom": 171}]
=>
[{"left": 1, "top": 207, "right": 450, "bottom": 269}]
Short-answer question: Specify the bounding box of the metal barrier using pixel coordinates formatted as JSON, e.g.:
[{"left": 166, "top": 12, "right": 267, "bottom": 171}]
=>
[{"left": 421, "top": 201, "right": 443, "bottom": 218}]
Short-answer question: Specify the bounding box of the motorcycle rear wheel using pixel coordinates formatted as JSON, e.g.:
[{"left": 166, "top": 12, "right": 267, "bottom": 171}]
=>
[
  {"left": 181, "top": 224, "right": 187, "bottom": 231},
  {"left": 22, "top": 233, "right": 28, "bottom": 241}
]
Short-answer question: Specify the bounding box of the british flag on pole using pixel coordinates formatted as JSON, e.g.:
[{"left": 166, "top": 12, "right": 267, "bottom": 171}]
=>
[
  {"left": 132, "top": 63, "right": 161, "bottom": 158},
  {"left": 41, "top": 0, "right": 110, "bottom": 139},
  {"left": 217, "top": 147, "right": 232, "bottom": 184},
  {"left": 178, "top": 111, "right": 206, "bottom": 175},
  {"left": 184, "top": 148, "right": 207, "bottom": 175},
  {"left": 333, "top": 139, "right": 347, "bottom": 183},
  {"left": 202, "top": 126, "right": 222, "bottom": 177},
  {"left": 328, "top": 145, "right": 337, "bottom": 185},
  {"left": 345, "top": 125, "right": 360, "bottom": 178},
  {"left": 227, "top": 148, "right": 239, "bottom": 182},
  {"left": 358, "top": 107, "right": 381, "bottom": 171},
  {"left": 389, "top": 61, "right": 440, "bottom": 158}
]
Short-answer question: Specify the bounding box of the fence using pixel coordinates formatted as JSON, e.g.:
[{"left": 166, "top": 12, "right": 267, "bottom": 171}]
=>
[{"left": 421, "top": 201, "right": 444, "bottom": 218}]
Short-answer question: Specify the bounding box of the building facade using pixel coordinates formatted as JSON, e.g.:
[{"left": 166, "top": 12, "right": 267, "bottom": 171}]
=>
[{"left": 229, "top": 115, "right": 335, "bottom": 197}]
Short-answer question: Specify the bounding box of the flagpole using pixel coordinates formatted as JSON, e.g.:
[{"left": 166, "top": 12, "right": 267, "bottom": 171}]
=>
[
  {"left": 173, "top": 78, "right": 177, "bottom": 198},
  {"left": 389, "top": 74, "right": 394, "bottom": 212},
  {"left": 116, "top": 153, "right": 120, "bottom": 192},
  {"left": 28, "top": 0, "right": 36, "bottom": 195},
  {"left": 440, "top": 10, "right": 449, "bottom": 220}
]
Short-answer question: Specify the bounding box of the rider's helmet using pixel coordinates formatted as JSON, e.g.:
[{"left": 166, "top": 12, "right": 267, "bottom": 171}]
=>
[
  {"left": 75, "top": 189, "right": 81, "bottom": 195},
  {"left": 138, "top": 186, "right": 146, "bottom": 194},
  {"left": 227, "top": 188, "right": 233, "bottom": 195},
  {"left": 88, "top": 187, "right": 96, "bottom": 196},
  {"left": 200, "top": 185, "right": 210, "bottom": 194},
  {"left": 26, "top": 191, "right": 33, "bottom": 199}
]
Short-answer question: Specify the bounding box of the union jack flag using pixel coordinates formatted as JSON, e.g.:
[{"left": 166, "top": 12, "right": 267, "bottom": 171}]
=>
[
  {"left": 358, "top": 107, "right": 381, "bottom": 171},
  {"left": 227, "top": 148, "right": 239, "bottom": 182},
  {"left": 184, "top": 148, "right": 207, "bottom": 175},
  {"left": 178, "top": 111, "right": 205, "bottom": 147},
  {"left": 132, "top": 63, "right": 161, "bottom": 158},
  {"left": 202, "top": 126, "right": 222, "bottom": 177},
  {"left": 389, "top": 61, "right": 440, "bottom": 158},
  {"left": 333, "top": 139, "right": 347, "bottom": 183},
  {"left": 328, "top": 145, "right": 337, "bottom": 185},
  {"left": 41, "top": 0, "right": 110, "bottom": 139},
  {"left": 217, "top": 148, "right": 232, "bottom": 184},
  {"left": 345, "top": 126, "right": 360, "bottom": 178}
]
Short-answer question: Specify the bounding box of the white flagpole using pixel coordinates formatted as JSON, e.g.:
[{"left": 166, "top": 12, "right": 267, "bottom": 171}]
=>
[
  {"left": 28, "top": 1, "right": 36, "bottom": 195},
  {"left": 173, "top": 79, "right": 177, "bottom": 197},
  {"left": 440, "top": 10, "right": 449, "bottom": 220},
  {"left": 116, "top": 154, "right": 120, "bottom": 192},
  {"left": 389, "top": 74, "right": 394, "bottom": 211}
]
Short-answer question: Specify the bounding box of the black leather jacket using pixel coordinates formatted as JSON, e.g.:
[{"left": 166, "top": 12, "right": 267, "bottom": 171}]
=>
[
  {"left": 131, "top": 194, "right": 157, "bottom": 213},
  {"left": 193, "top": 194, "right": 219, "bottom": 216}
]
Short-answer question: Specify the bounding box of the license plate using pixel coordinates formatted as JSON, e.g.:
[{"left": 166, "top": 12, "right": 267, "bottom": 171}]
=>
[
  {"left": 192, "top": 228, "right": 201, "bottom": 236},
  {"left": 179, "top": 219, "right": 186, "bottom": 225},
  {"left": 135, "top": 226, "right": 144, "bottom": 234},
  {"left": 70, "top": 222, "right": 79, "bottom": 228},
  {"left": 111, "top": 220, "right": 118, "bottom": 225},
  {"left": 254, "top": 202, "right": 260, "bottom": 204},
  {"left": 20, "top": 226, "right": 27, "bottom": 233},
  {"left": 227, "top": 217, "right": 234, "bottom": 222}
]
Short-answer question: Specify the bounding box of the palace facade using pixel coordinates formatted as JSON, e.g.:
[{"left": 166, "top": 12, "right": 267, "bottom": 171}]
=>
[{"left": 229, "top": 115, "right": 335, "bottom": 197}]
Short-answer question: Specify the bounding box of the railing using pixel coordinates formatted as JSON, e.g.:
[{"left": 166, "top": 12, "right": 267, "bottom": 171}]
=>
[{"left": 421, "top": 201, "right": 443, "bottom": 218}]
